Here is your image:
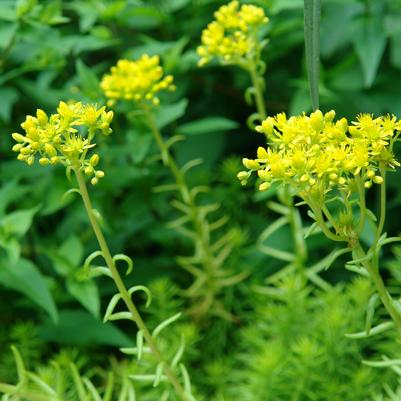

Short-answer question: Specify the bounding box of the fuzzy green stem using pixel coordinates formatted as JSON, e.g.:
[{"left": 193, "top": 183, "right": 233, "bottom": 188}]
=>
[
  {"left": 73, "top": 168, "right": 192, "bottom": 401},
  {"left": 354, "top": 242, "right": 401, "bottom": 338},
  {"left": 143, "top": 107, "right": 191, "bottom": 204},
  {"left": 249, "top": 64, "right": 267, "bottom": 120},
  {"left": 143, "top": 107, "right": 226, "bottom": 317}
]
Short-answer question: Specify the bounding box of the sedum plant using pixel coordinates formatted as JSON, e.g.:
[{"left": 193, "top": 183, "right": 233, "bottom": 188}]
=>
[
  {"left": 197, "top": 0, "right": 269, "bottom": 123},
  {"left": 100, "top": 54, "right": 246, "bottom": 320},
  {"left": 8, "top": 102, "right": 197, "bottom": 401},
  {"left": 239, "top": 110, "right": 401, "bottom": 341}
]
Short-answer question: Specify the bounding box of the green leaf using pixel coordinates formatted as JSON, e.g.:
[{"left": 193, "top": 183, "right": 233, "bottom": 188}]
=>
[
  {"left": 0, "top": 257, "right": 58, "bottom": 322},
  {"left": 127, "top": 130, "right": 153, "bottom": 164},
  {"left": 0, "top": 87, "right": 19, "bottom": 122},
  {"left": 39, "top": 309, "right": 133, "bottom": 347},
  {"left": 0, "top": 206, "right": 39, "bottom": 237},
  {"left": 59, "top": 236, "right": 83, "bottom": 268},
  {"left": 0, "top": 22, "right": 18, "bottom": 50},
  {"left": 75, "top": 59, "right": 101, "bottom": 99},
  {"left": 177, "top": 117, "right": 239, "bottom": 136},
  {"left": 0, "top": 180, "right": 30, "bottom": 217},
  {"left": 0, "top": 236, "right": 21, "bottom": 264},
  {"left": 303, "top": 0, "right": 321, "bottom": 110},
  {"left": 352, "top": 16, "right": 386, "bottom": 88},
  {"left": 66, "top": 277, "right": 100, "bottom": 318},
  {"left": 390, "top": 31, "right": 401, "bottom": 69},
  {"left": 155, "top": 99, "right": 188, "bottom": 129}
]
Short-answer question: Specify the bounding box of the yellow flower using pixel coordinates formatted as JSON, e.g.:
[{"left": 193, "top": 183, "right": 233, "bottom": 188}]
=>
[
  {"left": 239, "top": 110, "right": 401, "bottom": 199},
  {"left": 197, "top": 1, "right": 268, "bottom": 67},
  {"left": 12, "top": 101, "right": 113, "bottom": 184},
  {"left": 100, "top": 54, "right": 175, "bottom": 106}
]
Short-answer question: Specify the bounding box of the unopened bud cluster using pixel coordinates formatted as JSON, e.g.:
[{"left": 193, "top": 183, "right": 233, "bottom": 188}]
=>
[
  {"left": 197, "top": 1, "right": 268, "bottom": 67},
  {"left": 100, "top": 54, "right": 175, "bottom": 106},
  {"left": 238, "top": 110, "right": 400, "bottom": 200},
  {"left": 12, "top": 101, "right": 113, "bottom": 185}
]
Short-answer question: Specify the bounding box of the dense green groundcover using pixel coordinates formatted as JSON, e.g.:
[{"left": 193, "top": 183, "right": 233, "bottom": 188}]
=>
[{"left": 2, "top": 0, "right": 401, "bottom": 400}]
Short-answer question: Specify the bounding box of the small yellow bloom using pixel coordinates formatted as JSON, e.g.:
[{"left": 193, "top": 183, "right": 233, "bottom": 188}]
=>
[
  {"left": 238, "top": 110, "right": 401, "bottom": 199},
  {"left": 12, "top": 101, "right": 113, "bottom": 185},
  {"left": 100, "top": 55, "right": 175, "bottom": 106},
  {"left": 197, "top": 1, "right": 268, "bottom": 67}
]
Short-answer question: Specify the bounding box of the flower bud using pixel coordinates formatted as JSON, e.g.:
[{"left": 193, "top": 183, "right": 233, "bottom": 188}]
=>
[
  {"left": 237, "top": 171, "right": 249, "bottom": 181},
  {"left": 373, "top": 175, "right": 383, "bottom": 184},
  {"left": 39, "top": 158, "right": 50, "bottom": 165},
  {"left": 257, "top": 147, "right": 269, "bottom": 160},
  {"left": 12, "top": 144, "right": 23, "bottom": 152},
  {"left": 44, "top": 143, "right": 57, "bottom": 157},
  {"left": 36, "top": 109, "right": 48, "bottom": 125},
  {"left": 12, "top": 133, "right": 26, "bottom": 142},
  {"left": 259, "top": 182, "right": 271, "bottom": 191},
  {"left": 84, "top": 166, "right": 93, "bottom": 175},
  {"left": 95, "top": 170, "right": 105, "bottom": 178},
  {"left": 91, "top": 177, "right": 99, "bottom": 185},
  {"left": 90, "top": 154, "right": 99, "bottom": 166},
  {"left": 243, "top": 158, "right": 260, "bottom": 170}
]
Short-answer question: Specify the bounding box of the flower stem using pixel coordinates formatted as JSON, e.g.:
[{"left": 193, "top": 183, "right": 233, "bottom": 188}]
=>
[
  {"left": 73, "top": 167, "right": 193, "bottom": 401},
  {"left": 354, "top": 241, "right": 401, "bottom": 337},
  {"left": 142, "top": 107, "right": 229, "bottom": 317},
  {"left": 249, "top": 64, "right": 267, "bottom": 120}
]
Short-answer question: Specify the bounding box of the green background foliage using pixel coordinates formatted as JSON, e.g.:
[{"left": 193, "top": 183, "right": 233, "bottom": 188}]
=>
[{"left": 2, "top": 0, "right": 401, "bottom": 399}]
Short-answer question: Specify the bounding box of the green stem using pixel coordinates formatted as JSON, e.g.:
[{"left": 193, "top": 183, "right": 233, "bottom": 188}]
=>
[
  {"left": 374, "top": 167, "right": 386, "bottom": 246},
  {"left": 354, "top": 242, "right": 401, "bottom": 338},
  {"left": 308, "top": 200, "right": 345, "bottom": 242},
  {"left": 143, "top": 107, "right": 191, "bottom": 204},
  {"left": 143, "top": 108, "right": 213, "bottom": 258},
  {"left": 249, "top": 64, "right": 267, "bottom": 120},
  {"left": 143, "top": 108, "right": 224, "bottom": 316},
  {"left": 356, "top": 176, "right": 366, "bottom": 233},
  {"left": 73, "top": 168, "right": 192, "bottom": 401}
]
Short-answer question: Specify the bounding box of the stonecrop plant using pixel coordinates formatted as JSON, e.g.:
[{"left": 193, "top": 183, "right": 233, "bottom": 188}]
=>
[
  {"left": 239, "top": 109, "right": 401, "bottom": 346},
  {"left": 4, "top": 1, "right": 401, "bottom": 400},
  {"left": 10, "top": 102, "right": 197, "bottom": 401},
  {"left": 12, "top": 102, "right": 112, "bottom": 185},
  {"left": 101, "top": 54, "right": 246, "bottom": 320},
  {"left": 198, "top": 0, "right": 269, "bottom": 123}
]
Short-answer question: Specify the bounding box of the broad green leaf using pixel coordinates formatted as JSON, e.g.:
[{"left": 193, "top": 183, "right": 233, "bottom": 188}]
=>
[
  {"left": 0, "top": 257, "right": 58, "bottom": 322},
  {"left": 0, "top": 237, "right": 21, "bottom": 264},
  {"left": 177, "top": 117, "right": 239, "bottom": 136},
  {"left": 66, "top": 277, "right": 100, "bottom": 318},
  {"left": 0, "top": 87, "right": 19, "bottom": 122},
  {"left": 352, "top": 16, "right": 386, "bottom": 88},
  {"left": 122, "top": 7, "right": 165, "bottom": 29},
  {"left": 75, "top": 59, "right": 101, "bottom": 99},
  {"left": 39, "top": 309, "right": 133, "bottom": 347},
  {"left": 0, "top": 22, "right": 18, "bottom": 50},
  {"left": 59, "top": 235, "right": 83, "bottom": 268},
  {"left": 155, "top": 99, "right": 188, "bottom": 129},
  {"left": 127, "top": 130, "right": 153, "bottom": 164},
  {"left": 0, "top": 180, "right": 30, "bottom": 217},
  {"left": 390, "top": 32, "right": 401, "bottom": 69},
  {"left": 0, "top": 206, "right": 39, "bottom": 237}
]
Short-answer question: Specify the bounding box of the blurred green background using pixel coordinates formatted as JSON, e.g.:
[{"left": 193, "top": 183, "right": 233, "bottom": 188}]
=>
[{"left": 2, "top": 0, "right": 401, "bottom": 399}]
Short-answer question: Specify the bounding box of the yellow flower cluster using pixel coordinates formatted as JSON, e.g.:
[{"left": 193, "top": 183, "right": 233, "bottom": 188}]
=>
[
  {"left": 12, "top": 101, "right": 113, "bottom": 185},
  {"left": 197, "top": 1, "right": 268, "bottom": 67},
  {"left": 100, "top": 54, "right": 175, "bottom": 106},
  {"left": 238, "top": 110, "right": 400, "bottom": 199}
]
